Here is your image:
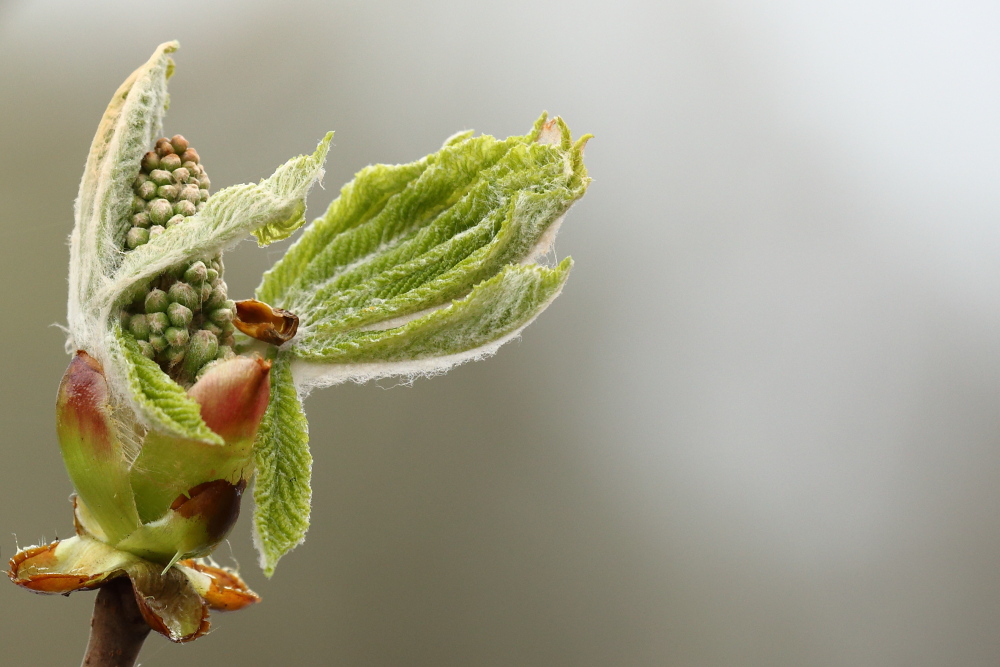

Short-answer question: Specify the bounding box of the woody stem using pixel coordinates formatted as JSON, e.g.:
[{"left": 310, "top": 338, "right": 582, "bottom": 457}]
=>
[{"left": 81, "top": 578, "right": 151, "bottom": 667}]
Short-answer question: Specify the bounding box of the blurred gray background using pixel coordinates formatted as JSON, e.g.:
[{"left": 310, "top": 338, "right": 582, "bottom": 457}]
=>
[{"left": 2, "top": 1, "right": 1000, "bottom": 665}]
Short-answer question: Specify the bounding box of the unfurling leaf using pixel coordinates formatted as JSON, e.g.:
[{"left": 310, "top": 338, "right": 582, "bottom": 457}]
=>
[{"left": 252, "top": 354, "right": 312, "bottom": 577}]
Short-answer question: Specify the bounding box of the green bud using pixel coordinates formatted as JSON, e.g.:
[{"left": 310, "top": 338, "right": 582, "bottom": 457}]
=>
[
  {"left": 195, "top": 202, "right": 205, "bottom": 212},
  {"left": 148, "top": 334, "right": 168, "bottom": 353},
  {"left": 198, "top": 176, "right": 211, "bottom": 189},
  {"left": 173, "top": 167, "right": 190, "bottom": 184},
  {"left": 132, "top": 195, "right": 146, "bottom": 213},
  {"left": 163, "top": 346, "right": 186, "bottom": 368},
  {"left": 180, "top": 185, "right": 201, "bottom": 204},
  {"left": 147, "top": 311, "right": 169, "bottom": 334},
  {"left": 149, "top": 169, "right": 172, "bottom": 186},
  {"left": 165, "top": 326, "right": 190, "bottom": 348},
  {"left": 148, "top": 198, "right": 173, "bottom": 225},
  {"left": 166, "top": 214, "right": 186, "bottom": 228},
  {"left": 216, "top": 345, "right": 235, "bottom": 361},
  {"left": 132, "top": 212, "right": 150, "bottom": 228},
  {"left": 169, "top": 281, "right": 200, "bottom": 310},
  {"left": 199, "top": 188, "right": 210, "bottom": 202},
  {"left": 201, "top": 283, "right": 212, "bottom": 302},
  {"left": 137, "top": 180, "right": 157, "bottom": 200},
  {"left": 128, "top": 313, "right": 150, "bottom": 339},
  {"left": 210, "top": 301, "right": 235, "bottom": 325},
  {"left": 174, "top": 200, "right": 196, "bottom": 217},
  {"left": 182, "top": 161, "right": 198, "bottom": 172},
  {"left": 141, "top": 150, "right": 160, "bottom": 171},
  {"left": 202, "top": 322, "right": 224, "bottom": 338},
  {"left": 161, "top": 153, "right": 182, "bottom": 171},
  {"left": 168, "top": 302, "right": 194, "bottom": 328},
  {"left": 149, "top": 225, "right": 165, "bottom": 239},
  {"left": 145, "top": 288, "right": 168, "bottom": 313},
  {"left": 182, "top": 330, "right": 219, "bottom": 380},
  {"left": 205, "top": 267, "right": 219, "bottom": 283},
  {"left": 134, "top": 173, "right": 149, "bottom": 187},
  {"left": 138, "top": 340, "right": 156, "bottom": 359},
  {"left": 205, "top": 285, "right": 227, "bottom": 309},
  {"left": 126, "top": 227, "right": 150, "bottom": 249},
  {"left": 156, "top": 184, "right": 178, "bottom": 201},
  {"left": 184, "top": 261, "right": 207, "bottom": 284}
]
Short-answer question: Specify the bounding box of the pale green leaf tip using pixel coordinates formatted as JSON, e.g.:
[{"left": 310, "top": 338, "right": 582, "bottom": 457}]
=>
[{"left": 252, "top": 132, "right": 334, "bottom": 247}]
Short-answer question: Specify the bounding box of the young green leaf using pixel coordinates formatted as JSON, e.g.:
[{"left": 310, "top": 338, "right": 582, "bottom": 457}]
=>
[
  {"left": 252, "top": 353, "right": 312, "bottom": 577},
  {"left": 257, "top": 113, "right": 590, "bottom": 390}
]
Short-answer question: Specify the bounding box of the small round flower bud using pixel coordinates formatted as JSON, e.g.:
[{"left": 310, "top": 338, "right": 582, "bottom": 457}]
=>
[
  {"left": 169, "top": 282, "right": 200, "bottom": 310},
  {"left": 174, "top": 200, "right": 196, "bottom": 217},
  {"left": 182, "top": 161, "right": 198, "bottom": 172},
  {"left": 138, "top": 340, "right": 156, "bottom": 359},
  {"left": 163, "top": 346, "right": 186, "bottom": 368},
  {"left": 172, "top": 167, "right": 190, "bottom": 184},
  {"left": 148, "top": 199, "right": 173, "bottom": 225},
  {"left": 202, "top": 322, "right": 224, "bottom": 338},
  {"left": 134, "top": 173, "right": 149, "bottom": 188},
  {"left": 210, "top": 303, "right": 235, "bottom": 325},
  {"left": 149, "top": 225, "right": 165, "bottom": 239},
  {"left": 128, "top": 313, "right": 150, "bottom": 339},
  {"left": 215, "top": 345, "right": 235, "bottom": 361},
  {"left": 142, "top": 151, "right": 160, "bottom": 171},
  {"left": 132, "top": 195, "right": 146, "bottom": 213},
  {"left": 166, "top": 214, "right": 186, "bottom": 228},
  {"left": 180, "top": 185, "right": 201, "bottom": 204},
  {"left": 195, "top": 202, "right": 205, "bottom": 212},
  {"left": 198, "top": 176, "right": 211, "bottom": 190},
  {"left": 132, "top": 212, "right": 150, "bottom": 228},
  {"left": 182, "top": 330, "right": 219, "bottom": 379},
  {"left": 184, "top": 261, "right": 208, "bottom": 284},
  {"left": 160, "top": 153, "right": 182, "bottom": 171},
  {"left": 165, "top": 326, "right": 190, "bottom": 348},
  {"left": 157, "top": 184, "right": 178, "bottom": 201},
  {"left": 145, "top": 289, "right": 168, "bottom": 313},
  {"left": 155, "top": 138, "right": 175, "bottom": 156},
  {"left": 205, "top": 284, "right": 227, "bottom": 309},
  {"left": 137, "top": 180, "right": 157, "bottom": 200},
  {"left": 149, "top": 169, "right": 172, "bottom": 186},
  {"left": 147, "top": 311, "right": 169, "bottom": 335},
  {"left": 126, "top": 227, "right": 150, "bottom": 249},
  {"left": 181, "top": 148, "right": 200, "bottom": 164},
  {"left": 168, "top": 302, "right": 194, "bottom": 328},
  {"left": 148, "top": 334, "right": 168, "bottom": 353},
  {"left": 205, "top": 267, "right": 219, "bottom": 283},
  {"left": 199, "top": 188, "right": 210, "bottom": 202},
  {"left": 170, "top": 135, "right": 189, "bottom": 154}
]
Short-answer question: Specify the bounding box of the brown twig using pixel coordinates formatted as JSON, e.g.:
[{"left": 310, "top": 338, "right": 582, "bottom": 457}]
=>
[{"left": 81, "top": 578, "right": 151, "bottom": 667}]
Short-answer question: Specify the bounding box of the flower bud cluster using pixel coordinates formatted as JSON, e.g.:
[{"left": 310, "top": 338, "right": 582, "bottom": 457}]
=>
[{"left": 120, "top": 135, "right": 237, "bottom": 384}]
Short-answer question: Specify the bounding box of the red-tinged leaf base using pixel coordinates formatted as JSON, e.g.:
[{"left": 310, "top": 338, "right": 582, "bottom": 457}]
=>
[{"left": 8, "top": 535, "right": 259, "bottom": 643}]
